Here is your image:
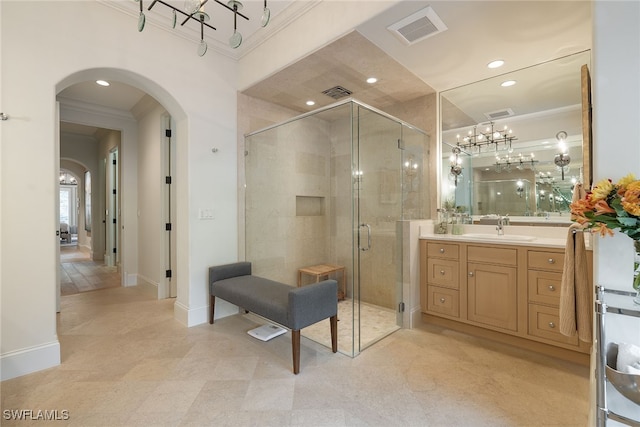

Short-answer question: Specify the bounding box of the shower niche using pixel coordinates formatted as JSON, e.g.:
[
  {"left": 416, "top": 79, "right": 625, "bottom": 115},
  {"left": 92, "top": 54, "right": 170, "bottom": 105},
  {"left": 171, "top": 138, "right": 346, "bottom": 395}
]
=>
[{"left": 244, "top": 99, "right": 429, "bottom": 357}]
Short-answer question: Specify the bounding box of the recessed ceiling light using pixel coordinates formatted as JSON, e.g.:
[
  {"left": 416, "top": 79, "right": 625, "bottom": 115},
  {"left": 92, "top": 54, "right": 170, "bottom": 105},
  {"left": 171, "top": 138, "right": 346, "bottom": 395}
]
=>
[
  {"left": 501, "top": 80, "right": 516, "bottom": 87},
  {"left": 96, "top": 80, "right": 110, "bottom": 87},
  {"left": 487, "top": 60, "right": 504, "bottom": 69},
  {"left": 306, "top": 100, "right": 315, "bottom": 106},
  {"left": 366, "top": 77, "right": 378, "bottom": 84}
]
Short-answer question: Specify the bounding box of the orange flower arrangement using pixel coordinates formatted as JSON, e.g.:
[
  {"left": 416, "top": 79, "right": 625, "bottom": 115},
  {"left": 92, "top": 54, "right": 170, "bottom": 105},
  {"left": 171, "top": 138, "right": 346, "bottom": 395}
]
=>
[{"left": 571, "top": 173, "right": 640, "bottom": 239}]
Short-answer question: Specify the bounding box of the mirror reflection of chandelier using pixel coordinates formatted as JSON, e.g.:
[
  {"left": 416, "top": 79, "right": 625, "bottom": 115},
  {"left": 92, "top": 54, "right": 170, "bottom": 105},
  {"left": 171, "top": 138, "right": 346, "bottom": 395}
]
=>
[{"left": 455, "top": 122, "right": 517, "bottom": 154}]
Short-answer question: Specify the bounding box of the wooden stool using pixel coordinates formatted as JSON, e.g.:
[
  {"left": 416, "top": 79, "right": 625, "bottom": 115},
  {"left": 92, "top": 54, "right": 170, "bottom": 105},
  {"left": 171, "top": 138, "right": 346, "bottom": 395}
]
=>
[{"left": 298, "top": 264, "right": 346, "bottom": 301}]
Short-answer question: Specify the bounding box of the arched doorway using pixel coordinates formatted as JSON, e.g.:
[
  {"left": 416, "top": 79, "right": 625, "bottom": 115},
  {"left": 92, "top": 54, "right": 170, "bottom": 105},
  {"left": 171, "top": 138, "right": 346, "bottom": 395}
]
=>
[{"left": 56, "top": 69, "right": 185, "bottom": 305}]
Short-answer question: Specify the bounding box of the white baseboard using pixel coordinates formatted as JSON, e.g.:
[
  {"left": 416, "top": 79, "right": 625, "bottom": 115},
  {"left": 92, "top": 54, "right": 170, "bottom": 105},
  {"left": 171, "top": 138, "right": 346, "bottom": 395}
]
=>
[
  {"left": 1, "top": 340, "right": 60, "bottom": 381},
  {"left": 174, "top": 298, "right": 238, "bottom": 327},
  {"left": 409, "top": 307, "right": 422, "bottom": 329},
  {"left": 124, "top": 272, "right": 138, "bottom": 287}
]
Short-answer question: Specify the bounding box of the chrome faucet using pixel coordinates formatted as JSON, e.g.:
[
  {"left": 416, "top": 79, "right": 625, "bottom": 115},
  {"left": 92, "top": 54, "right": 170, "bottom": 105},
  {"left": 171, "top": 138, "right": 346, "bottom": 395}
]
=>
[{"left": 496, "top": 216, "right": 505, "bottom": 235}]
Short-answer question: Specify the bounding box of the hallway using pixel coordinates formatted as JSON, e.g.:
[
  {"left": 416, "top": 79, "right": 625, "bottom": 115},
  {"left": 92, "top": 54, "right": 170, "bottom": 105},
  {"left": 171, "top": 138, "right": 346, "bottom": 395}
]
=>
[
  {"left": 60, "top": 245, "right": 120, "bottom": 296},
  {"left": 1, "top": 283, "right": 589, "bottom": 426}
]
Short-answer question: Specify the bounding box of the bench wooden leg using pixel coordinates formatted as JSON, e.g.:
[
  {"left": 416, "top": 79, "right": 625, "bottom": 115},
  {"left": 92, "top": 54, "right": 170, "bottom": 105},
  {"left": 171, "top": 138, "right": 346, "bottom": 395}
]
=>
[
  {"left": 330, "top": 315, "right": 338, "bottom": 353},
  {"left": 292, "top": 330, "right": 300, "bottom": 375},
  {"left": 209, "top": 295, "right": 215, "bottom": 324}
]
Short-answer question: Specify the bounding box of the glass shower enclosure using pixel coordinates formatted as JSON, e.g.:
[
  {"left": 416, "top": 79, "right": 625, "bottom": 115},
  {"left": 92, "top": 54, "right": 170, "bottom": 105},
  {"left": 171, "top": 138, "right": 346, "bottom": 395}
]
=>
[{"left": 244, "top": 99, "right": 429, "bottom": 357}]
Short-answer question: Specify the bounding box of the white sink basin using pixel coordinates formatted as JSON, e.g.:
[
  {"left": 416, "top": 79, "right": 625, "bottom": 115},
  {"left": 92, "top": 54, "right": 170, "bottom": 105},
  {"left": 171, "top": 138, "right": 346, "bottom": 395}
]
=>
[{"left": 461, "top": 233, "right": 537, "bottom": 242}]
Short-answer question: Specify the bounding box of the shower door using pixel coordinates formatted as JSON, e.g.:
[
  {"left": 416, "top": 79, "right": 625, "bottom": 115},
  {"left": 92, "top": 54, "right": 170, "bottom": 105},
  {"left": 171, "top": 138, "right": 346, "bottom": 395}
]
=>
[{"left": 353, "top": 105, "right": 403, "bottom": 353}]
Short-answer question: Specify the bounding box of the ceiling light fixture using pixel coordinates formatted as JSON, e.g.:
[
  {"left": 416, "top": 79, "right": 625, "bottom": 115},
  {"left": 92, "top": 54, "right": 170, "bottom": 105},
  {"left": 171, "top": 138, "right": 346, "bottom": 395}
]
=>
[
  {"left": 134, "top": 0, "right": 270, "bottom": 54},
  {"left": 306, "top": 100, "right": 315, "bottom": 106},
  {"left": 487, "top": 59, "right": 504, "bottom": 69},
  {"left": 501, "top": 80, "right": 517, "bottom": 87},
  {"left": 366, "top": 77, "right": 378, "bottom": 84},
  {"left": 96, "top": 80, "right": 110, "bottom": 87}
]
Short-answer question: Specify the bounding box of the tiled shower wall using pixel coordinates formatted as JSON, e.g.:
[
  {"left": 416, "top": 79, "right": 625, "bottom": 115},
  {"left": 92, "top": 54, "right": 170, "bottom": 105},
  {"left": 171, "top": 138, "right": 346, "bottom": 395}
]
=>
[{"left": 241, "top": 98, "right": 430, "bottom": 310}]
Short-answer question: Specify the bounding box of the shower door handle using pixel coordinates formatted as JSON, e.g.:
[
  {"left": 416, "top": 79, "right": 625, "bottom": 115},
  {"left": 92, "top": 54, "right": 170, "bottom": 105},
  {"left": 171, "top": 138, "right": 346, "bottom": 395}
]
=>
[{"left": 359, "top": 223, "right": 371, "bottom": 251}]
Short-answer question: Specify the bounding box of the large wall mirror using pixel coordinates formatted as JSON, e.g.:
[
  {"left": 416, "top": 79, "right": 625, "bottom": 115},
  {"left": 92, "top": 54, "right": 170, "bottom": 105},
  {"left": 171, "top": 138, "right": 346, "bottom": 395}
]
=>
[{"left": 440, "top": 50, "right": 591, "bottom": 222}]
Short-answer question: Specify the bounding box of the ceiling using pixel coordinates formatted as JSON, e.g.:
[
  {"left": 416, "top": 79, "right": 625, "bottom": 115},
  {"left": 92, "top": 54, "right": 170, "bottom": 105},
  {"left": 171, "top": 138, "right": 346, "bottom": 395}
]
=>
[{"left": 59, "top": 0, "right": 592, "bottom": 136}]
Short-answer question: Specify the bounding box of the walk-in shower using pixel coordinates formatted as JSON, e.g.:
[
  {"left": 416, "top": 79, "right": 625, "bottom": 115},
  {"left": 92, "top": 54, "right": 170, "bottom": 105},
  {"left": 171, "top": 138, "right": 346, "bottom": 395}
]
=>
[{"left": 244, "top": 99, "right": 429, "bottom": 357}]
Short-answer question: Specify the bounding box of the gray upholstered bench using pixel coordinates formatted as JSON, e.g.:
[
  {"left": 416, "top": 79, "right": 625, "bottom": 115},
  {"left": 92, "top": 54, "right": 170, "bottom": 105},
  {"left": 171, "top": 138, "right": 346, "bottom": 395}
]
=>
[{"left": 209, "top": 261, "right": 338, "bottom": 374}]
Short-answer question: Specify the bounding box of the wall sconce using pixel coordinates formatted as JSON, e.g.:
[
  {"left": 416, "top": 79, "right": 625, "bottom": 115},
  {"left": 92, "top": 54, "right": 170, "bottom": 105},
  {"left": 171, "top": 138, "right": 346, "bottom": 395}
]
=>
[
  {"left": 449, "top": 147, "right": 463, "bottom": 187},
  {"left": 353, "top": 169, "right": 363, "bottom": 185},
  {"left": 554, "top": 131, "right": 571, "bottom": 180},
  {"left": 403, "top": 155, "right": 419, "bottom": 177},
  {"left": 516, "top": 179, "right": 524, "bottom": 198}
]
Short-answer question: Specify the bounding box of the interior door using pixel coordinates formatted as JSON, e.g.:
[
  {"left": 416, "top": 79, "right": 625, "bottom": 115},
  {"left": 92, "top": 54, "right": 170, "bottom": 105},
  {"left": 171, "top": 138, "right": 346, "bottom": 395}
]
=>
[{"left": 354, "top": 105, "right": 403, "bottom": 353}]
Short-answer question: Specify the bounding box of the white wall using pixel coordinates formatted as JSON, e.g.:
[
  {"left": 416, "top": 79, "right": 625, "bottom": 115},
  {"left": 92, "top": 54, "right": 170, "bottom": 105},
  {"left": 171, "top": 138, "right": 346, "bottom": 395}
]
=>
[
  {"left": 0, "top": 0, "right": 238, "bottom": 380},
  {"left": 591, "top": 1, "right": 640, "bottom": 423},
  {"left": 592, "top": 0, "right": 640, "bottom": 293},
  {"left": 137, "top": 101, "right": 168, "bottom": 293}
]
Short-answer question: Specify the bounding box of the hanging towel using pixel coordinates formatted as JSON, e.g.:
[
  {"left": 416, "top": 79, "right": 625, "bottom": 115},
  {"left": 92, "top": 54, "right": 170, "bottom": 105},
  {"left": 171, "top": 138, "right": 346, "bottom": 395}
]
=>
[
  {"left": 570, "top": 182, "right": 587, "bottom": 221},
  {"left": 559, "top": 223, "right": 592, "bottom": 343}
]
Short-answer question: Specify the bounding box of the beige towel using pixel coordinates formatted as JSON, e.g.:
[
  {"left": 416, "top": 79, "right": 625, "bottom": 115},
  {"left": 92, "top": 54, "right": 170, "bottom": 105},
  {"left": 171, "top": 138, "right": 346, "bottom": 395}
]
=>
[
  {"left": 570, "top": 182, "right": 587, "bottom": 221},
  {"left": 559, "top": 223, "right": 592, "bottom": 342}
]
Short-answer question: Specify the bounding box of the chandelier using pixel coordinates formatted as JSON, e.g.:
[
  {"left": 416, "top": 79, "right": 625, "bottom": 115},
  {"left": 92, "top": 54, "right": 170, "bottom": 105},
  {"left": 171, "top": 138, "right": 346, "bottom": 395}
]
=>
[
  {"left": 454, "top": 122, "right": 517, "bottom": 154},
  {"left": 134, "top": 0, "right": 271, "bottom": 55},
  {"left": 59, "top": 172, "right": 77, "bottom": 185}
]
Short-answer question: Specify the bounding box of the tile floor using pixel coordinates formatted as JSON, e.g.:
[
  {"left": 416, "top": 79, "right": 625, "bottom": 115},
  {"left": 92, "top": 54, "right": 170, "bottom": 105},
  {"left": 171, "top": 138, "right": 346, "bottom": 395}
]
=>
[
  {"left": 1, "top": 280, "right": 590, "bottom": 426},
  {"left": 60, "top": 245, "right": 120, "bottom": 295}
]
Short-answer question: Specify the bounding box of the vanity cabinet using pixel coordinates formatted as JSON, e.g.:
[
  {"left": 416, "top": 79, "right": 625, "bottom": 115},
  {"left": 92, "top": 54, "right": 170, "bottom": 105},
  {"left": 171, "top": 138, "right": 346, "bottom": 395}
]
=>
[
  {"left": 526, "top": 248, "right": 590, "bottom": 352},
  {"left": 423, "top": 242, "right": 460, "bottom": 318},
  {"left": 420, "top": 238, "right": 593, "bottom": 360},
  {"left": 467, "top": 245, "right": 518, "bottom": 332}
]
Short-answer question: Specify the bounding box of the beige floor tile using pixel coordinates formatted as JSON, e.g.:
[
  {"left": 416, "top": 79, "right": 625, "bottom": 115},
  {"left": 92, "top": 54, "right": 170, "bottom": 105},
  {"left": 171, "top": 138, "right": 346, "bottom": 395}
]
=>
[{"left": 1, "top": 256, "right": 591, "bottom": 426}]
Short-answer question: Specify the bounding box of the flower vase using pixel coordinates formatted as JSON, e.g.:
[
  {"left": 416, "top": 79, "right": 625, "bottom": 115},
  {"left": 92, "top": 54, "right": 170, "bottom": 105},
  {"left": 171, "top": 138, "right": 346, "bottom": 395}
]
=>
[{"left": 634, "top": 240, "right": 640, "bottom": 304}]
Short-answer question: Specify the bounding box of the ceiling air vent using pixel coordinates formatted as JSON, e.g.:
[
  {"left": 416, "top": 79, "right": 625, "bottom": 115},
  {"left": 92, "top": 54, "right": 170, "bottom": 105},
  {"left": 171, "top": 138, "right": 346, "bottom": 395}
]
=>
[
  {"left": 387, "top": 6, "right": 447, "bottom": 45},
  {"left": 484, "top": 108, "right": 515, "bottom": 121},
  {"left": 322, "top": 85, "right": 353, "bottom": 100}
]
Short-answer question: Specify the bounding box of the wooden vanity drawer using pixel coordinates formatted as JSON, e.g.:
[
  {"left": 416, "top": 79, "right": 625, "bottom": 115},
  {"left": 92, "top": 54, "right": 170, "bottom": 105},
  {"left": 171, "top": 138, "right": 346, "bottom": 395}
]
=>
[
  {"left": 427, "top": 259, "right": 459, "bottom": 289},
  {"left": 528, "top": 304, "right": 579, "bottom": 346},
  {"left": 467, "top": 245, "right": 517, "bottom": 266},
  {"left": 528, "top": 270, "right": 563, "bottom": 306},
  {"left": 528, "top": 251, "right": 565, "bottom": 272},
  {"left": 427, "top": 242, "right": 459, "bottom": 260},
  {"left": 427, "top": 285, "right": 459, "bottom": 318}
]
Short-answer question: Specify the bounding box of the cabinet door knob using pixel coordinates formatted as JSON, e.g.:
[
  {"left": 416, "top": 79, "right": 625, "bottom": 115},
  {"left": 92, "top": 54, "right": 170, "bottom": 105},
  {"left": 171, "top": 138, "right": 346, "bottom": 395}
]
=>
[
  {"left": 468, "top": 271, "right": 474, "bottom": 277},
  {"left": 547, "top": 258, "right": 555, "bottom": 264},
  {"left": 548, "top": 285, "right": 556, "bottom": 291},
  {"left": 440, "top": 270, "right": 445, "bottom": 275},
  {"left": 439, "top": 297, "right": 446, "bottom": 303},
  {"left": 439, "top": 248, "right": 445, "bottom": 253},
  {"left": 548, "top": 322, "right": 556, "bottom": 328}
]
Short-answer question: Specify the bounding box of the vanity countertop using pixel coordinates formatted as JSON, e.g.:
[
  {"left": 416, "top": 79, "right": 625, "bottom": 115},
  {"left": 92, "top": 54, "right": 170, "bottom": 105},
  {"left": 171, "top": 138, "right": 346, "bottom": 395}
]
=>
[{"left": 419, "top": 224, "right": 592, "bottom": 250}]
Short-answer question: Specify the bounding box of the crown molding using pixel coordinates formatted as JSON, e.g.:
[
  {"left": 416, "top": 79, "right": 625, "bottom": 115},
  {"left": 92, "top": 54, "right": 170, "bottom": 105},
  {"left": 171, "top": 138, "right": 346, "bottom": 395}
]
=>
[{"left": 58, "top": 96, "right": 137, "bottom": 123}]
